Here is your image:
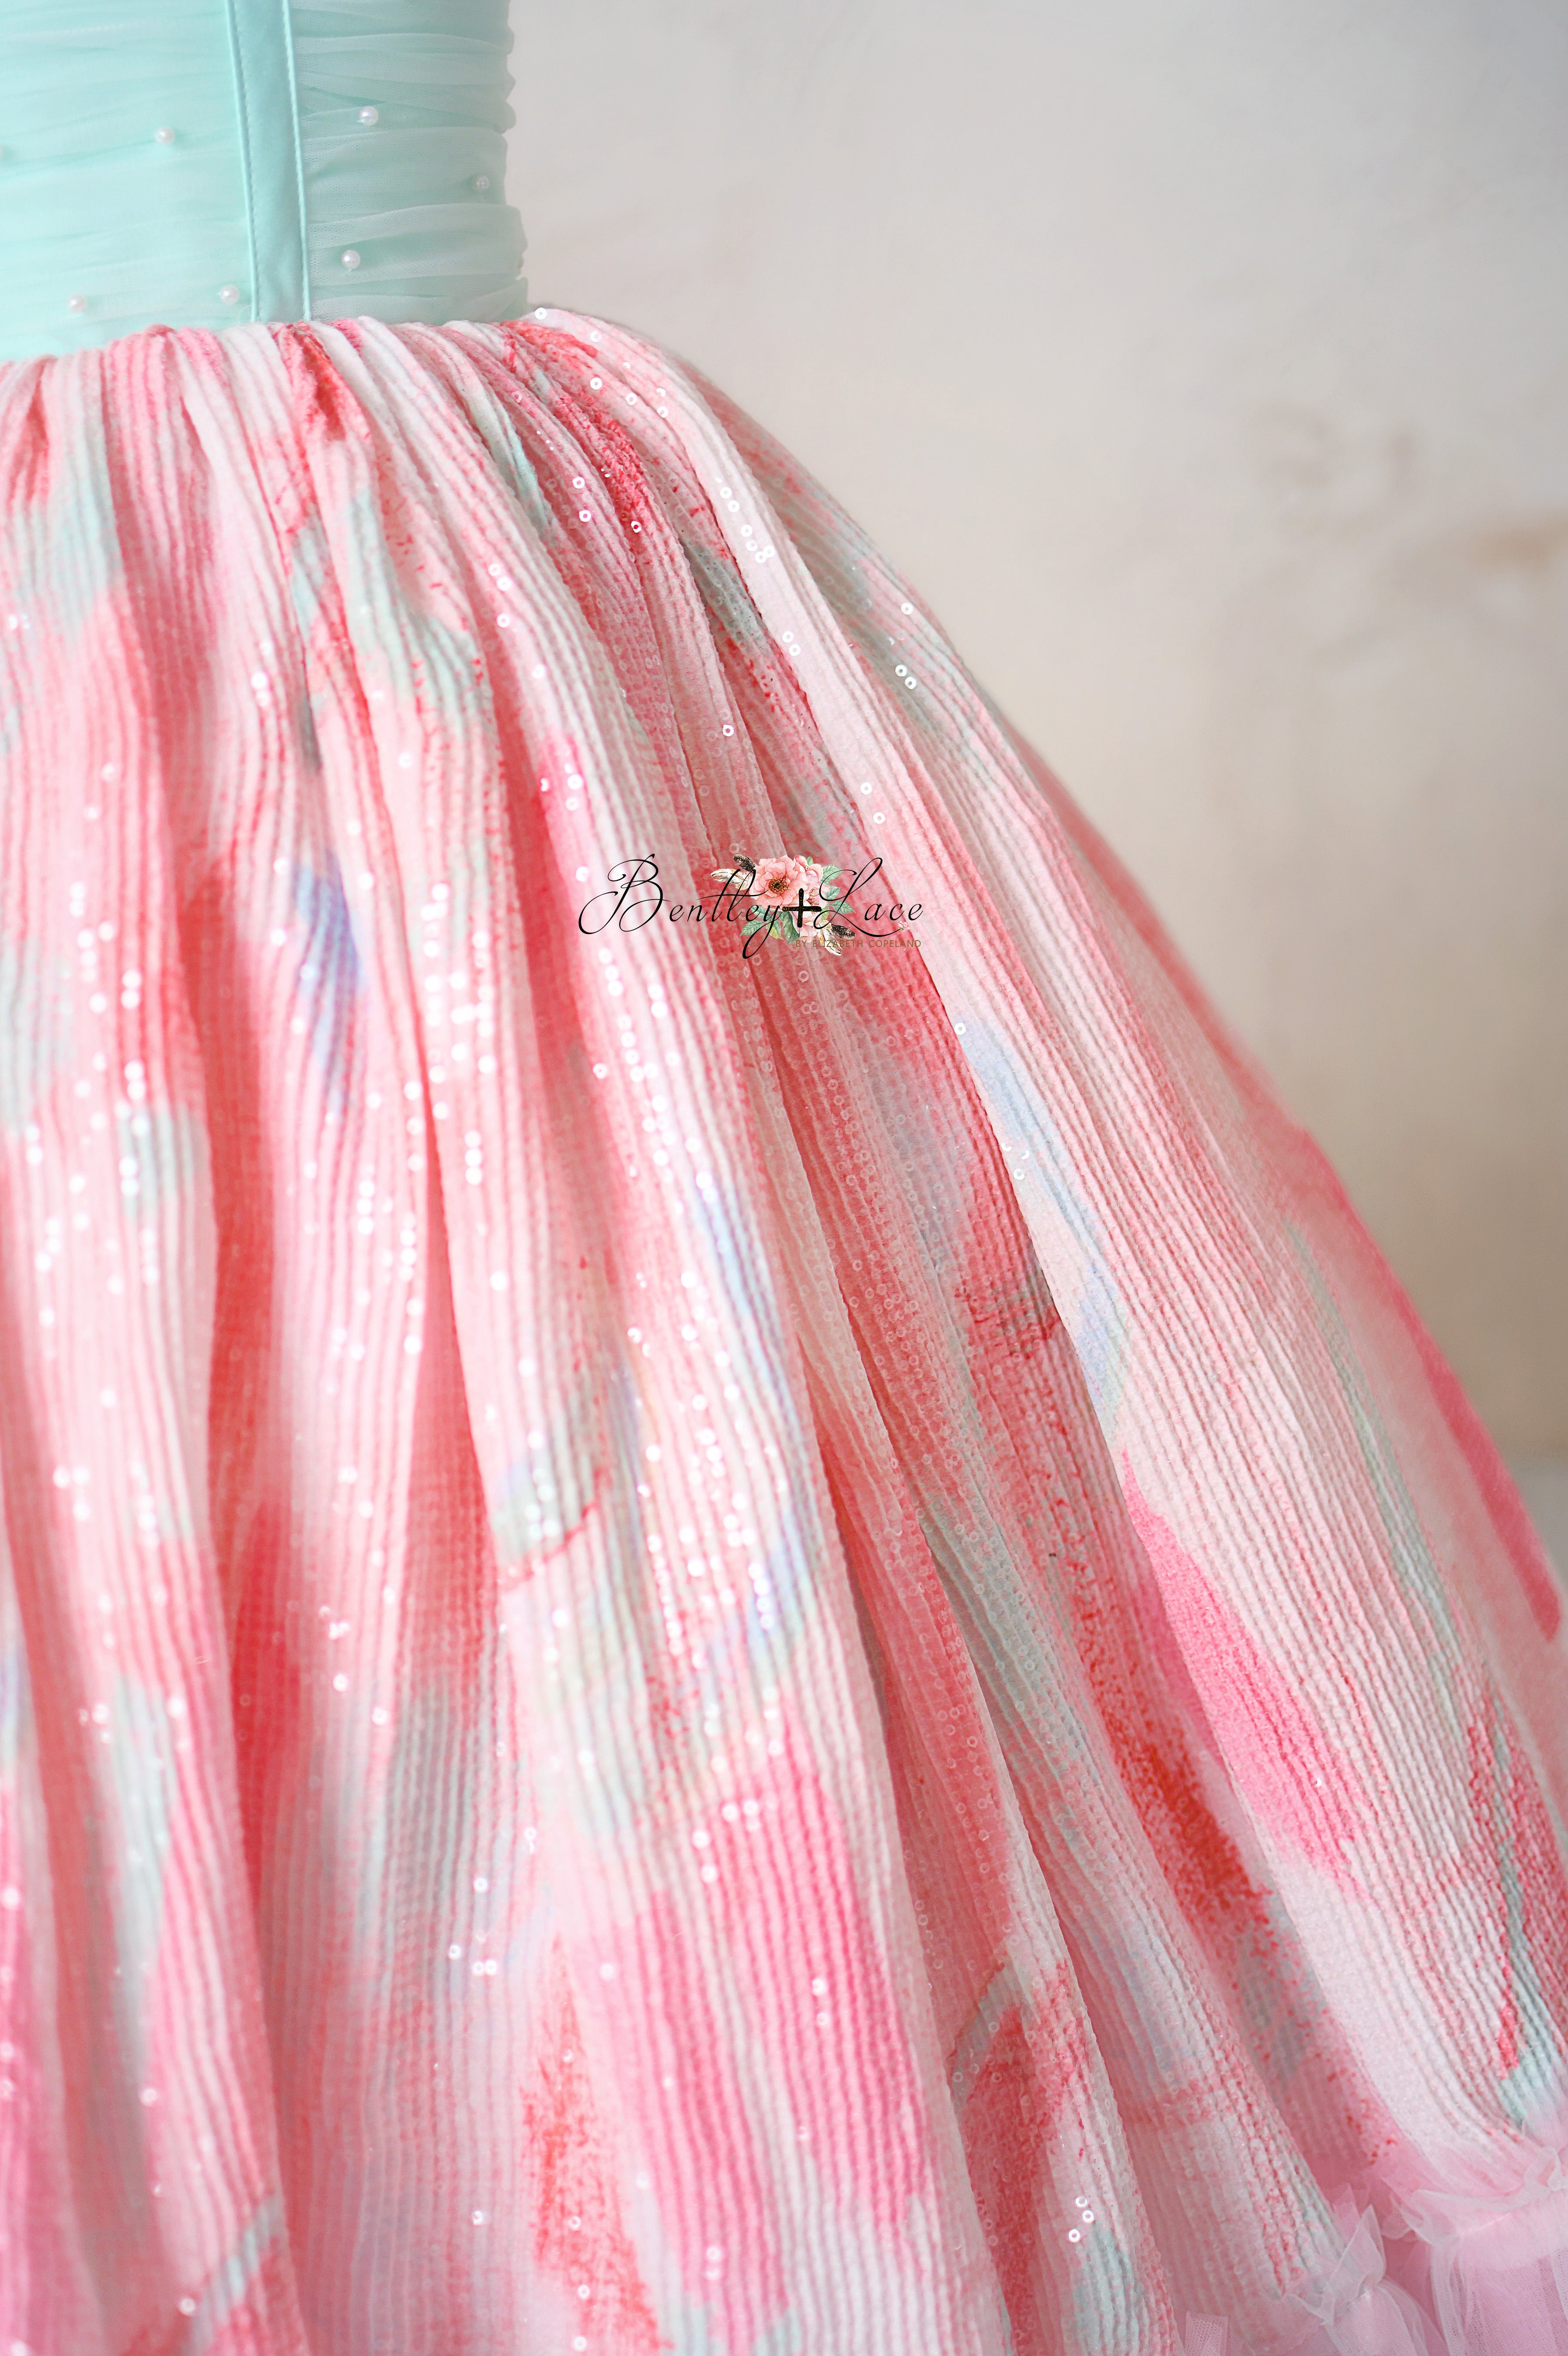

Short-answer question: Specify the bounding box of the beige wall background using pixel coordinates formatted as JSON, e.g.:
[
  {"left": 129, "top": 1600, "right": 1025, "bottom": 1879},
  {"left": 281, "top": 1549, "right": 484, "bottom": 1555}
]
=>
[{"left": 510, "top": 0, "right": 1568, "bottom": 1459}]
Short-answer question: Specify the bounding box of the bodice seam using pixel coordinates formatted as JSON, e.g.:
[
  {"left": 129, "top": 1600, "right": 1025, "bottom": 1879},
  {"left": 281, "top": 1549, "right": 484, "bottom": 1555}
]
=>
[{"left": 223, "top": 0, "right": 309, "bottom": 323}]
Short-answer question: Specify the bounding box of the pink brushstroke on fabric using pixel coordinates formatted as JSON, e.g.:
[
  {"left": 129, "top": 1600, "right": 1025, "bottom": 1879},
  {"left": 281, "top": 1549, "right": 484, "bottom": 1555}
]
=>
[
  {"left": 597, "top": 1889, "right": 791, "bottom": 2346},
  {"left": 1122, "top": 1460, "right": 1373, "bottom": 1888}
]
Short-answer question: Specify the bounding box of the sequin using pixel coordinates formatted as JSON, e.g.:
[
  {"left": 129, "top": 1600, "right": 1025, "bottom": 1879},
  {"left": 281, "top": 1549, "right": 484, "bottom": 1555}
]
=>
[{"left": 0, "top": 284, "right": 1559, "bottom": 2356}]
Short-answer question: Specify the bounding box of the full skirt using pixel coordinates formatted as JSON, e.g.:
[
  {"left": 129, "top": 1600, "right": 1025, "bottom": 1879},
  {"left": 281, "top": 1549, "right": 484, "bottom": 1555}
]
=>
[{"left": 1, "top": 310, "right": 1566, "bottom": 2356}]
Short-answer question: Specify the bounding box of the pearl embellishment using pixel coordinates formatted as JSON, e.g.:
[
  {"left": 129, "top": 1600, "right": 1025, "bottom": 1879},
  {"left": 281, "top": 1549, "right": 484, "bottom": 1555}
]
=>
[
  {"left": 474, "top": 174, "right": 490, "bottom": 191},
  {"left": 358, "top": 106, "right": 379, "bottom": 125},
  {"left": 153, "top": 126, "right": 176, "bottom": 146},
  {"left": 218, "top": 284, "right": 240, "bottom": 305},
  {"left": 341, "top": 249, "right": 362, "bottom": 271},
  {"left": 67, "top": 295, "right": 88, "bottom": 315}
]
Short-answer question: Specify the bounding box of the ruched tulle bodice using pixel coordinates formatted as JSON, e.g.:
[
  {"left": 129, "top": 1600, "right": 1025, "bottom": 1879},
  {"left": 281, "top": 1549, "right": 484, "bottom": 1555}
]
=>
[{"left": 0, "top": 0, "right": 526, "bottom": 359}]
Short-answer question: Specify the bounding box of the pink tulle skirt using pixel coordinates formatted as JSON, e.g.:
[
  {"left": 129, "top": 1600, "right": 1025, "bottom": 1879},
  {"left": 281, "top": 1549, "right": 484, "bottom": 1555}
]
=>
[{"left": 1, "top": 309, "right": 1566, "bottom": 2354}]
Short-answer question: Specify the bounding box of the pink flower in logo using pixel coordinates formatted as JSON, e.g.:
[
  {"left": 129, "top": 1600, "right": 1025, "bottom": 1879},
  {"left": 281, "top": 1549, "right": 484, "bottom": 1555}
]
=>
[
  {"left": 751, "top": 856, "right": 803, "bottom": 908},
  {"left": 710, "top": 851, "right": 852, "bottom": 954}
]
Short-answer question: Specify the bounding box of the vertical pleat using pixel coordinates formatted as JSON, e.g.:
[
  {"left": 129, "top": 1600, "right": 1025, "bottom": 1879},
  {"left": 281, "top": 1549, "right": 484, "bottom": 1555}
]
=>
[
  {"left": 0, "top": 306, "right": 1565, "bottom": 2356},
  {"left": 0, "top": 331, "right": 312, "bottom": 2352}
]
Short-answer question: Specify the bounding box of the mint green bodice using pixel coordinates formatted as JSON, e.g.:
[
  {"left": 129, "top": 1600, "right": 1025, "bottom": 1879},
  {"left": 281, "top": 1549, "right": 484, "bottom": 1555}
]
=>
[{"left": 0, "top": 1, "right": 527, "bottom": 360}]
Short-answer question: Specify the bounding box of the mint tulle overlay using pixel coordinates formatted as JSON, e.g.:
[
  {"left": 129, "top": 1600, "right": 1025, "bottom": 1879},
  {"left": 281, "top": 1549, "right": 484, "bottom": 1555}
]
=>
[
  {"left": 0, "top": 1, "right": 526, "bottom": 359},
  {"left": 2, "top": 304, "right": 1568, "bottom": 2353}
]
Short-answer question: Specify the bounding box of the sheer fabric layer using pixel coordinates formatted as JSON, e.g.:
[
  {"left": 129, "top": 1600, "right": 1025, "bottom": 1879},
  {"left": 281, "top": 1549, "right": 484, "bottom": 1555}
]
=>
[
  {"left": 0, "top": 1, "right": 525, "bottom": 358},
  {"left": 0, "top": 311, "right": 1565, "bottom": 2355}
]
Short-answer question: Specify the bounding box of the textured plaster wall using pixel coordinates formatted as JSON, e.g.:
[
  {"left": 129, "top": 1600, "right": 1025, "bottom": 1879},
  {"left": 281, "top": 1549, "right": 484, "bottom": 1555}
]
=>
[{"left": 511, "top": 0, "right": 1568, "bottom": 1452}]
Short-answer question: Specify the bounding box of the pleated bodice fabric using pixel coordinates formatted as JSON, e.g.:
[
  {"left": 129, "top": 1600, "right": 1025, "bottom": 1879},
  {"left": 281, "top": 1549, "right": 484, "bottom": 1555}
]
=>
[{"left": 0, "top": 0, "right": 526, "bottom": 358}]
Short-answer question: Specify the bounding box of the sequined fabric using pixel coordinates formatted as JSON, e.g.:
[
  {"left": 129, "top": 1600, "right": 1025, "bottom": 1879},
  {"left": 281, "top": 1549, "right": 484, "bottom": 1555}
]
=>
[{"left": 2, "top": 310, "right": 1567, "bottom": 2355}]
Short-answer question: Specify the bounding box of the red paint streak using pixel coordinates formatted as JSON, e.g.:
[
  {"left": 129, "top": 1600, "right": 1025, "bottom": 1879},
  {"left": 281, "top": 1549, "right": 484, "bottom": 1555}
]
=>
[
  {"left": 1059, "top": 1496, "right": 1270, "bottom": 1937},
  {"left": 596, "top": 1890, "right": 790, "bottom": 2345},
  {"left": 959, "top": 1977, "right": 1078, "bottom": 2356},
  {"left": 1123, "top": 1462, "right": 1373, "bottom": 1888},
  {"left": 524, "top": 1954, "right": 668, "bottom": 2356}
]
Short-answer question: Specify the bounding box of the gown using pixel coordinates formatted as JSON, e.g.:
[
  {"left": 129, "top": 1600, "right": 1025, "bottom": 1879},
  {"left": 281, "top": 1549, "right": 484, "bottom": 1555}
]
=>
[{"left": 2, "top": 8, "right": 1567, "bottom": 2356}]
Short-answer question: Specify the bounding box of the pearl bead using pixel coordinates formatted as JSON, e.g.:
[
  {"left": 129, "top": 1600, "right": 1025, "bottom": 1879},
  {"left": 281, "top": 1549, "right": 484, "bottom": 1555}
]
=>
[
  {"left": 473, "top": 174, "right": 490, "bottom": 191},
  {"left": 67, "top": 295, "right": 87, "bottom": 315},
  {"left": 218, "top": 284, "right": 240, "bottom": 305},
  {"left": 153, "top": 126, "right": 176, "bottom": 146},
  {"left": 358, "top": 106, "right": 379, "bottom": 125},
  {"left": 341, "top": 248, "right": 362, "bottom": 271}
]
